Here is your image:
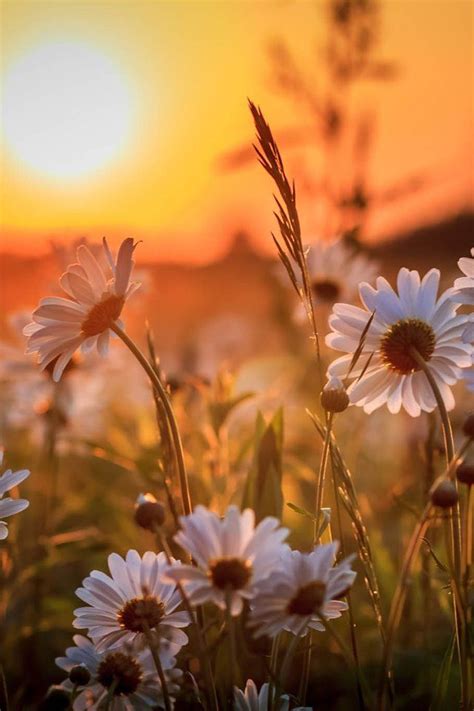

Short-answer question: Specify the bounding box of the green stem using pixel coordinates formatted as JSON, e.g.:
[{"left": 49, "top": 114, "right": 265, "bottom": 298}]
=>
[
  {"left": 111, "top": 323, "right": 192, "bottom": 516},
  {"left": 268, "top": 634, "right": 281, "bottom": 711},
  {"left": 103, "top": 679, "right": 118, "bottom": 710},
  {"left": 225, "top": 590, "right": 238, "bottom": 709},
  {"left": 143, "top": 621, "right": 172, "bottom": 711},
  {"left": 0, "top": 664, "right": 9, "bottom": 711},
  {"left": 314, "top": 413, "right": 334, "bottom": 544},
  {"left": 409, "top": 347, "right": 466, "bottom": 699},
  {"left": 279, "top": 625, "right": 307, "bottom": 692},
  {"left": 154, "top": 526, "right": 219, "bottom": 711},
  {"left": 377, "top": 503, "right": 432, "bottom": 711}
]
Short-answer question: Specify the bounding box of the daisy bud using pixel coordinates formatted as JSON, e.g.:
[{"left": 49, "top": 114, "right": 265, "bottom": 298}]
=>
[
  {"left": 456, "top": 462, "right": 474, "bottom": 486},
  {"left": 40, "top": 686, "right": 70, "bottom": 710},
  {"left": 134, "top": 493, "right": 165, "bottom": 531},
  {"left": 463, "top": 413, "right": 474, "bottom": 439},
  {"left": 320, "top": 377, "right": 349, "bottom": 413},
  {"left": 68, "top": 663, "right": 91, "bottom": 686},
  {"left": 430, "top": 479, "right": 459, "bottom": 508}
]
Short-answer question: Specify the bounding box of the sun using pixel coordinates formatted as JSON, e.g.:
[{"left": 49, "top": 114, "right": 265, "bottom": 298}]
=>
[{"left": 2, "top": 40, "right": 134, "bottom": 180}]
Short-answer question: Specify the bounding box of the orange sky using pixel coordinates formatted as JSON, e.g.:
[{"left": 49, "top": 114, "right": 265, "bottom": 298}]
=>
[{"left": 1, "top": 0, "right": 473, "bottom": 262}]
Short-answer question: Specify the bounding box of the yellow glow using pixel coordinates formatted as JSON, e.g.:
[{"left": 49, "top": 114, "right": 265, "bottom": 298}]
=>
[{"left": 2, "top": 41, "right": 134, "bottom": 180}]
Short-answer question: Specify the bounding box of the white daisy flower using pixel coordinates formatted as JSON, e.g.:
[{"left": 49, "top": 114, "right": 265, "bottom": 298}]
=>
[
  {"left": 24, "top": 238, "right": 140, "bottom": 382},
  {"left": 73, "top": 550, "right": 190, "bottom": 653},
  {"left": 283, "top": 237, "right": 378, "bottom": 312},
  {"left": 165, "top": 505, "right": 289, "bottom": 616},
  {"left": 451, "top": 247, "right": 474, "bottom": 306},
  {"left": 234, "top": 679, "right": 311, "bottom": 711},
  {"left": 462, "top": 316, "right": 474, "bottom": 392},
  {"left": 56, "top": 635, "right": 182, "bottom": 710},
  {"left": 0, "top": 452, "right": 30, "bottom": 540},
  {"left": 326, "top": 268, "right": 472, "bottom": 416},
  {"left": 249, "top": 542, "right": 355, "bottom": 639}
]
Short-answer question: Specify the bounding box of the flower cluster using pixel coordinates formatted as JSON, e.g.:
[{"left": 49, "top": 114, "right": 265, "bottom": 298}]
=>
[{"left": 54, "top": 507, "right": 355, "bottom": 708}]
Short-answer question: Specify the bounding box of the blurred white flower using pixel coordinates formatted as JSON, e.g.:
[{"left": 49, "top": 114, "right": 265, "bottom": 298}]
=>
[
  {"left": 234, "top": 679, "right": 311, "bottom": 711},
  {"left": 0, "top": 451, "right": 30, "bottom": 540},
  {"left": 462, "top": 316, "right": 474, "bottom": 392},
  {"left": 451, "top": 247, "right": 474, "bottom": 306},
  {"left": 24, "top": 238, "right": 140, "bottom": 381},
  {"left": 165, "top": 505, "right": 288, "bottom": 616},
  {"left": 282, "top": 238, "right": 378, "bottom": 319},
  {"left": 249, "top": 542, "right": 355, "bottom": 638},
  {"left": 73, "top": 550, "right": 190, "bottom": 653},
  {"left": 326, "top": 268, "right": 472, "bottom": 416},
  {"left": 56, "top": 635, "right": 181, "bottom": 710}
]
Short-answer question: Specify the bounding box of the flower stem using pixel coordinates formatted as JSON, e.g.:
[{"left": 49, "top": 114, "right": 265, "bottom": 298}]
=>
[
  {"left": 103, "top": 678, "right": 118, "bottom": 710},
  {"left": 111, "top": 323, "right": 192, "bottom": 516},
  {"left": 154, "top": 526, "right": 219, "bottom": 711},
  {"left": 143, "top": 621, "right": 172, "bottom": 711},
  {"left": 225, "top": 590, "right": 238, "bottom": 707},
  {"left": 409, "top": 347, "right": 466, "bottom": 698},
  {"left": 377, "top": 503, "right": 432, "bottom": 711},
  {"left": 314, "top": 413, "right": 334, "bottom": 544}
]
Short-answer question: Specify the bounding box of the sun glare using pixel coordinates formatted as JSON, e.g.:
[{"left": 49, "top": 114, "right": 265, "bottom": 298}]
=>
[{"left": 2, "top": 41, "right": 134, "bottom": 180}]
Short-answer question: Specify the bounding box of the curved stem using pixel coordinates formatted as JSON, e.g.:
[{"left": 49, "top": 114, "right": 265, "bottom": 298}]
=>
[
  {"left": 225, "top": 590, "right": 238, "bottom": 708},
  {"left": 143, "top": 622, "right": 172, "bottom": 711},
  {"left": 111, "top": 323, "right": 192, "bottom": 516}
]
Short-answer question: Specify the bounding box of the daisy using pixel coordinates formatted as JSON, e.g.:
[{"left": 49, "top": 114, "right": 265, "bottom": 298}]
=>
[
  {"left": 73, "top": 551, "right": 190, "bottom": 653},
  {"left": 0, "top": 452, "right": 30, "bottom": 540},
  {"left": 24, "top": 238, "right": 140, "bottom": 382},
  {"left": 462, "top": 317, "right": 474, "bottom": 392},
  {"left": 234, "top": 679, "right": 311, "bottom": 711},
  {"left": 326, "top": 268, "right": 472, "bottom": 416},
  {"left": 451, "top": 248, "right": 474, "bottom": 306},
  {"left": 249, "top": 542, "right": 356, "bottom": 639},
  {"left": 56, "top": 635, "right": 182, "bottom": 710},
  {"left": 165, "top": 505, "right": 289, "bottom": 616},
  {"left": 283, "top": 237, "right": 378, "bottom": 311}
]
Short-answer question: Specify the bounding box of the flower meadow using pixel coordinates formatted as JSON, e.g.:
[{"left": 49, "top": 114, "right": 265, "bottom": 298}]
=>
[{"left": 0, "top": 106, "right": 473, "bottom": 711}]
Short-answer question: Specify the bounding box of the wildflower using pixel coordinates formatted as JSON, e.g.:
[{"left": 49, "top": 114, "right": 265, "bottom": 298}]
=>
[
  {"left": 24, "top": 238, "right": 140, "bottom": 382},
  {"left": 284, "top": 237, "right": 378, "bottom": 310},
  {"left": 430, "top": 479, "right": 459, "bottom": 508},
  {"left": 461, "top": 317, "right": 474, "bottom": 392},
  {"left": 0, "top": 452, "right": 30, "bottom": 540},
  {"left": 451, "top": 248, "right": 474, "bottom": 306},
  {"left": 456, "top": 462, "right": 474, "bottom": 486},
  {"left": 326, "top": 268, "right": 472, "bottom": 416},
  {"left": 134, "top": 493, "right": 166, "bottom": 531},
  {"left": 234, "top": 679, "right": 311, "bottom": 711},
  {"left": 165, "top": 505, "right": 289, "bottom": 616},
  {"left": 73, "top": 550, "right": 190, "bottom": 653},
  {"left": 320, "top": 376, "right": 349, "bottom": 413},
  {"left": 249, "top": 542, "right": 356, "bottom": 638},
  {"left": 56, "top": 635, "right": 181, "bottom": 710}
]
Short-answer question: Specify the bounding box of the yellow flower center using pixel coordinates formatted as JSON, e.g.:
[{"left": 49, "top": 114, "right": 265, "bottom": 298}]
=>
[
  {"left": 287, "top": 581, "right": 326, "bottom": 616},
  {"left": 97, "top": 652, "right": 142, "bottom": 695},
  {"left": 81, "top": 294, "right": 124, "bottom": 337},
  {"left": 117, "top": 595, "right": 165, "bottom": 633},
  {"left": 380, "top": 318, "right": 436, "bottom": 374},
  {"left": 208, "top": 557, "right": 253, "bottom": 590}
]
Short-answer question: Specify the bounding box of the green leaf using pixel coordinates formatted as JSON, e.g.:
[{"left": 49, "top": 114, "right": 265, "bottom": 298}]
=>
[
  {"left": 287, "top": 502, "right": 317, "bottom": 520},
  {"left": 430, "top": 633, "right": 455, "bottom": 711},
  {"left": 242, "top": 409, "right": 284, "bottom": 522},
  {"left": 208, "top": 392, "right": 254, "bottom": 434}
]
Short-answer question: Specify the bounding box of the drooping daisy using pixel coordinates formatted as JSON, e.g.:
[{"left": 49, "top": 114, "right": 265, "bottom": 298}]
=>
[
  {"left": 451, "top": 248, "right": 474, "bottom": 306},
  {"left": 0, "top": 452, "right": 30, "bottom": 540},
  {"left": 326, "top": 268, "right": 472, "bottom": 416},
  {"left": 56, "top": 635, "right": 182, "bottom": 710},
  {"left": 73, "top": 551, "right": 190, "bottom": 653},
  {"left": 165, "top": 505, "right": 289, "bottom": 616},
  {"left": 24, "top": 238, "right": 140, "bottom": 382},
  {"left": 234, "top": 679, "right": 311, "bottom": 711},
  {"left": 249, "top": 542, "right": 356, "bottom": 639}
]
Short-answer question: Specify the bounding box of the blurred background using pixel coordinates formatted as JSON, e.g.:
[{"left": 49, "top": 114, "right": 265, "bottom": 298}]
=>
[{"left": 0, "top": 0, "right": 473, "bottom": 708}]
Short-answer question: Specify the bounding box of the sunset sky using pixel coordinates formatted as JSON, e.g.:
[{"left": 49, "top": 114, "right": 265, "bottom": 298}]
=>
[{"left": 1, "top": 0, "right": 473, "bottom": 262}]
